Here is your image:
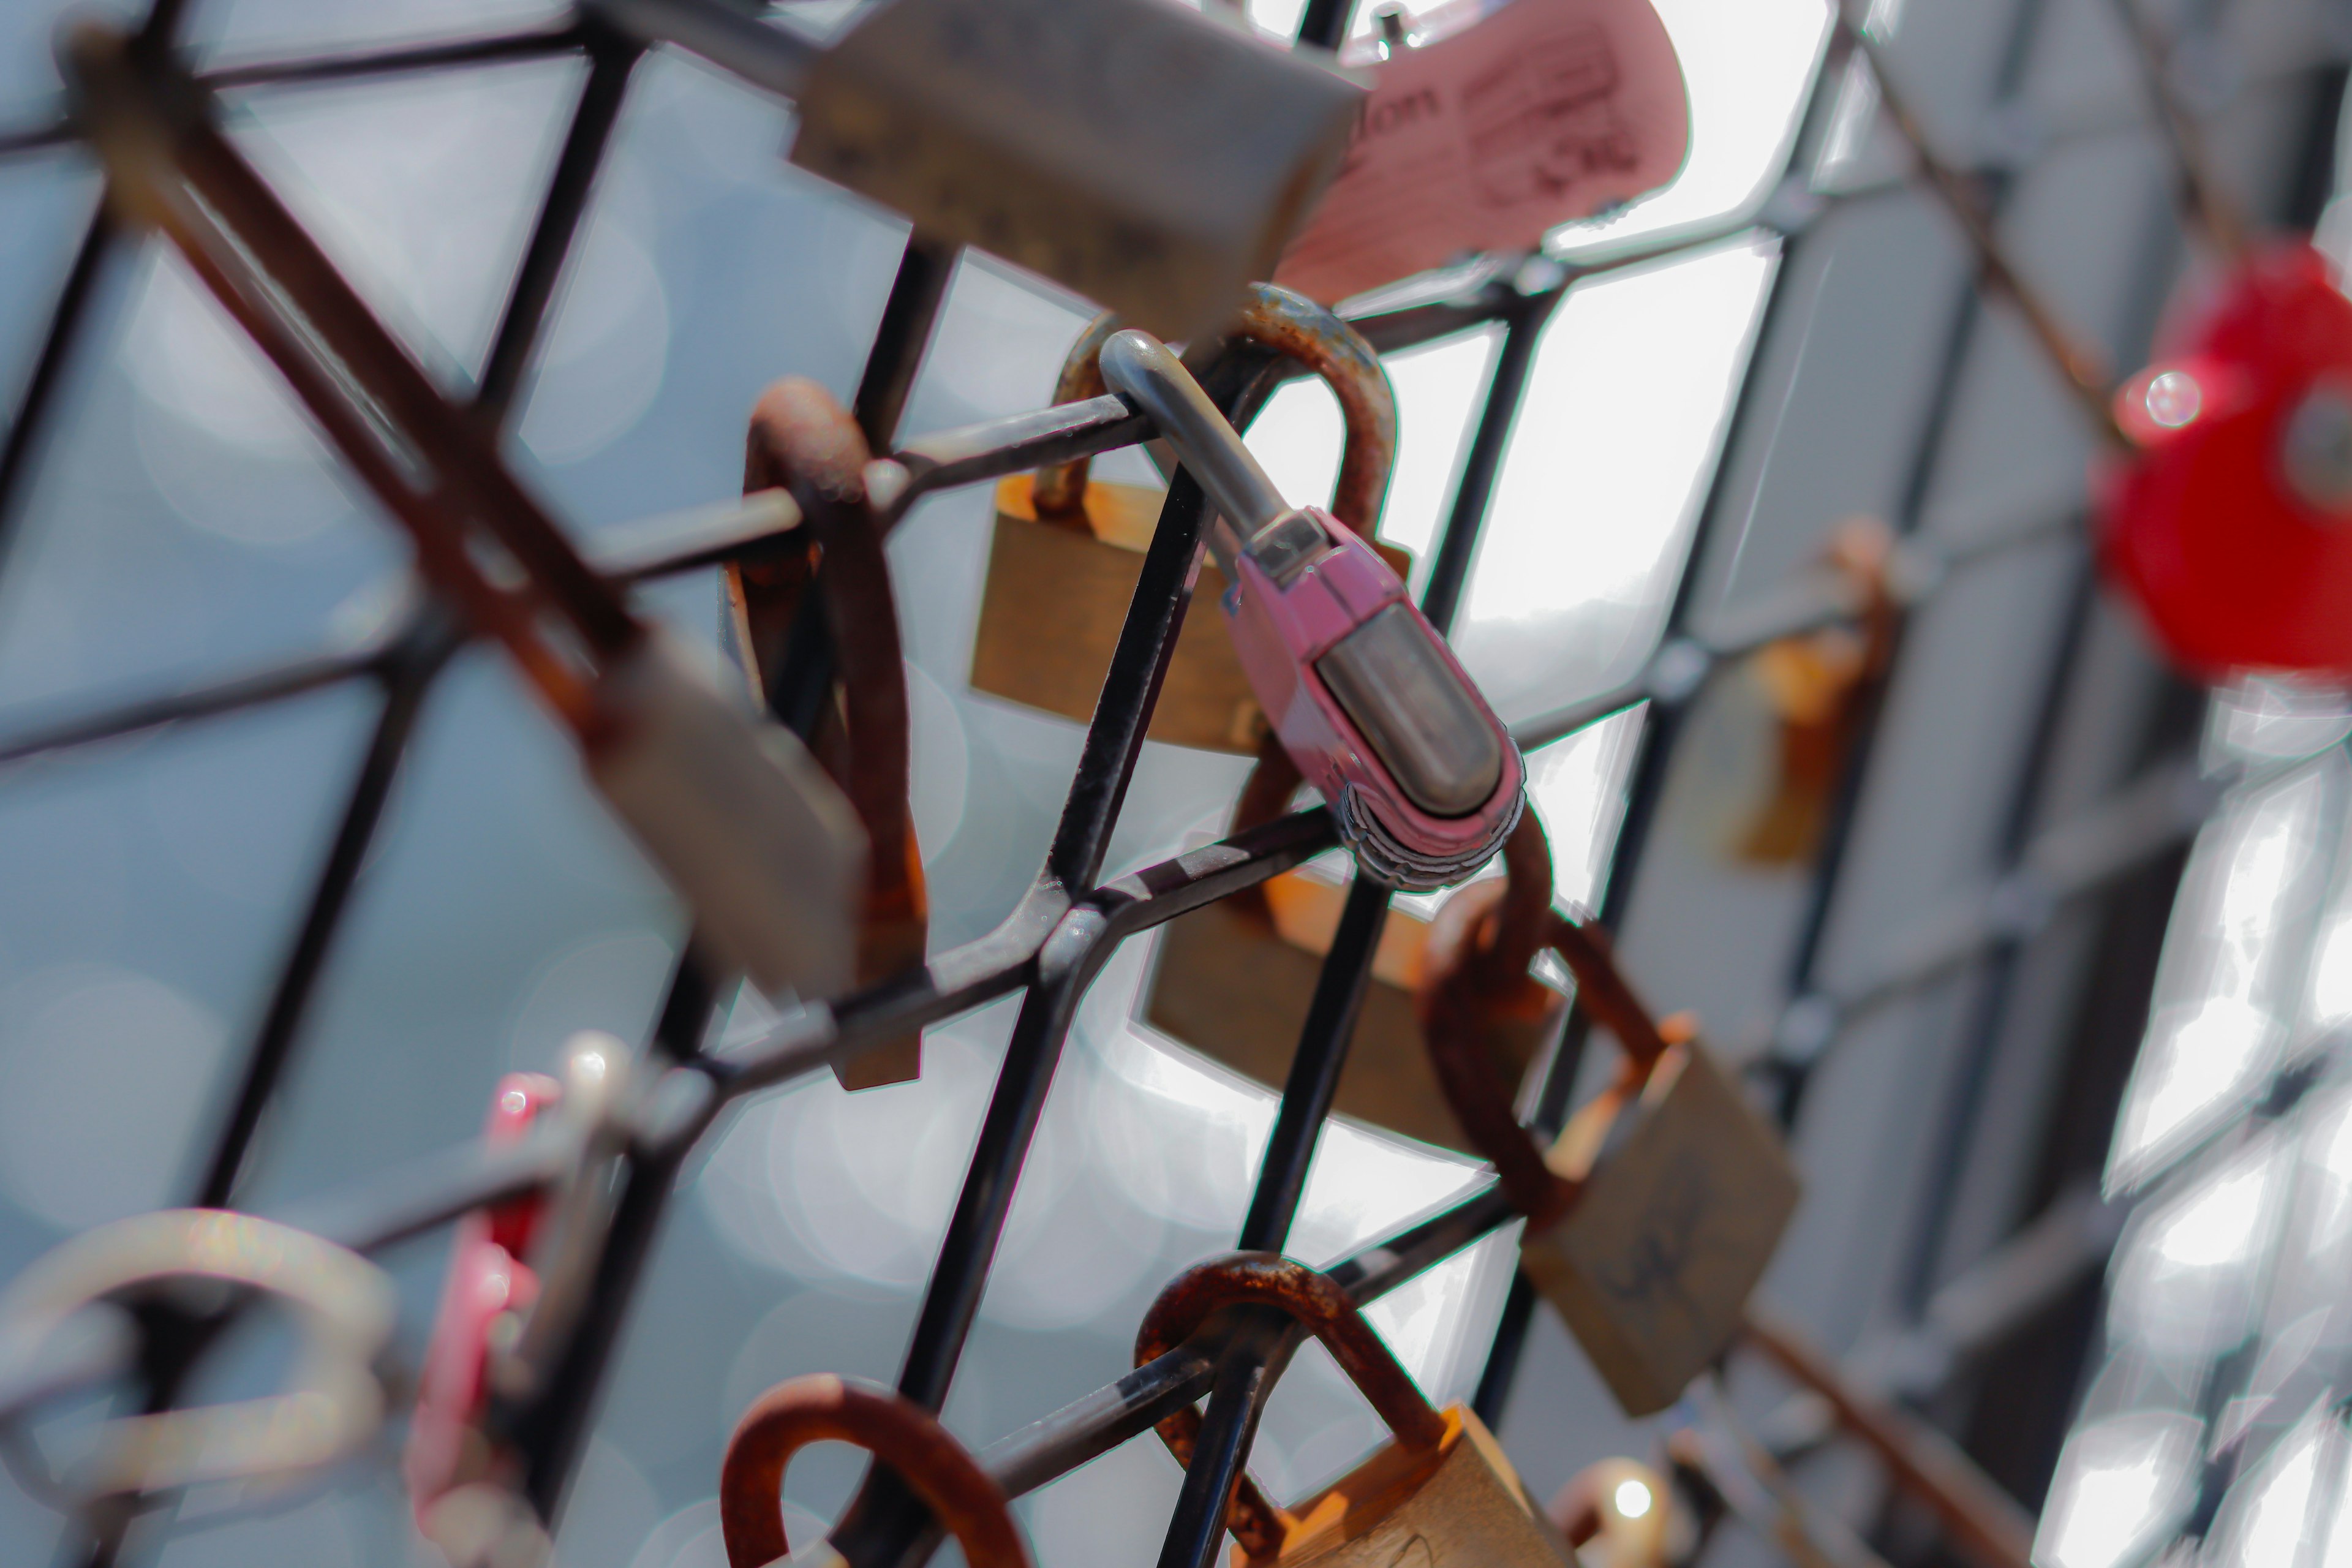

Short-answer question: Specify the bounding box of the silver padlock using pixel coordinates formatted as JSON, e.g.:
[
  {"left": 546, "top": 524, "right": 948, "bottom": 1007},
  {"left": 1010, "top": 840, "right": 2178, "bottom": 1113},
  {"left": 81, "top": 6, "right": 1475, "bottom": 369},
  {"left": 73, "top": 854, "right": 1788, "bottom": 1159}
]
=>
[{"left": 592, "top": 0, "right": 1365, "bottom": 342}]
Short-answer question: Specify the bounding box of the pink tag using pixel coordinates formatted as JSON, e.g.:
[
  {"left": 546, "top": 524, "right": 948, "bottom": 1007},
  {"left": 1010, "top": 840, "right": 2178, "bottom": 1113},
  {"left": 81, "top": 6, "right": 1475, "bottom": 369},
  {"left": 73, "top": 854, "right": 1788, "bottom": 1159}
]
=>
[{"left": 1274, "top": 0, "right": 1690, "bottom": 304}]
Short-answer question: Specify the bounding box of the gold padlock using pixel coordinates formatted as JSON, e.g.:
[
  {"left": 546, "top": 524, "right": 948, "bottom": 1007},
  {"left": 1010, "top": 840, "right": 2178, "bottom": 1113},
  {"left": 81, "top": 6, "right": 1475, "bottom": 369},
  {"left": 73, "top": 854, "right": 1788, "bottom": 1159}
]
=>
[
  {"left": 1136, "top": 1253, "right": 1575, "bottom": 1568},
  {"left": 1676, "top": 516, "right": 1897, "bottom": 865},
  {"left": 970, "top": 283, "right": 1408, "bottom": 754},
  {"left": 1144, "top": 748, "right": 1561, "bottom": 1155},
  {"left": 726, "top": 380, "right": 928, "bottom": 1090},
  {"left": 1419, "top": 910, "right": 1800, "bottom": 1416}
]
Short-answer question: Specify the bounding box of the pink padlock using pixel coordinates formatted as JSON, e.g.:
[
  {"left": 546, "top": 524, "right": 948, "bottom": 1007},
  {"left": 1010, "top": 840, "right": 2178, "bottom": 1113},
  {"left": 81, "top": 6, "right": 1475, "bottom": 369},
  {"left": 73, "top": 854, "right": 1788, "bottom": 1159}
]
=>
[
  {"left": 1098, "top": 330, "right": 1523, "bottom": 888},
  {"left": 404, "top": 1072, "right": 561, "bottom": 1523},
  {"left": 2101, "top": 240, "right": 2352, "bottom": 679}
]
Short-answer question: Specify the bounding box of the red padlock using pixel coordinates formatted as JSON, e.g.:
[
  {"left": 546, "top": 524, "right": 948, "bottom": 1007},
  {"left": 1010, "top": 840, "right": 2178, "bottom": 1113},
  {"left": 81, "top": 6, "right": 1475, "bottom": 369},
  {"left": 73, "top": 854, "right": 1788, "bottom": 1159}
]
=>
[
  {"left": 2101, "top": 240, "right": 2352, "bottom": 678},
  {"left": 404, "top": 1072, "right": 561, "bottom": 1525}
]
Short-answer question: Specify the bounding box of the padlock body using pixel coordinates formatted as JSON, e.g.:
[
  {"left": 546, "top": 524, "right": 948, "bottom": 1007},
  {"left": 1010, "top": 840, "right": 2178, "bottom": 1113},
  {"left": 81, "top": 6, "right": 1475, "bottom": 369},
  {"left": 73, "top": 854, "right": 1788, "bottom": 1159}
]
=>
[
  {"left": 973, "top": 475, "right": 1269, "bottom": 752},
  {"left": 2101, "top": 241, "right": 2352, "bottom": 677},
  {"left": 1523, "top": 1042, "right": 1799, "bottom": 1415},
  {"left": 1144, "top": 871, "right": 1562, "bottom": 1155},
  {"left": 587, "top": 629, "right": 865, "bottom": 1000},
  {"left": 791, "top": 0, "right": 1361, "bottom": 342},
  {"left": 1245, "top": 1404, "right": 1573, "bottom": 1568},
  {"left": 1221, "top": 507, "right": 1523, "bottom": 890}
]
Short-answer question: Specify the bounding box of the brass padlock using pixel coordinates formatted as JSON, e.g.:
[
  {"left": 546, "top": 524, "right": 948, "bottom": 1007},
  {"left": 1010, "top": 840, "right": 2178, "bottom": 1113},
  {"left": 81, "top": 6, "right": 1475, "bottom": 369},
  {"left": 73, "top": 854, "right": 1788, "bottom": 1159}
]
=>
[
  {"left": 1676, "top": 517, "right": 1897, "bottom": 865},
  {"left": 720, "top": 1374, "right": 1030, "bottom": 1568},
  {"left": 727, "top": 379, "right": 928, "bottom": 1089},
  {"left": 591, "top": 0, "right": 1362, "bottom": 344},
  {"left": 971, "top": 283, "right": 1409, "bottom": 754},
  {"left": 1144, "top": 749, "right": 1561, "bottom": 1155},
  {"left": 1137, "top": 1252, "right": 1575, "bottom": 1568},
  {"left": 1419, "top": 910, "right": 1800, "bottom": 1416}
]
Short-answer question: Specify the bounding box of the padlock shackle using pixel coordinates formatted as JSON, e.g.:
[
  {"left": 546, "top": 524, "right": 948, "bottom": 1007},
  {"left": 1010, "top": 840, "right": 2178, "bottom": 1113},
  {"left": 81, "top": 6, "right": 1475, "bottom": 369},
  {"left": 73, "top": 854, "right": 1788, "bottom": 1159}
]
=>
[
  {"left": 720, "top": 1375, "right": 1028, "bottom": 1568},
  {"left": 1033, "top": 285, "right": 1398, "bottom": 537},
  {"left": 1419, "top": 903, "right": 1687, "bottom": 1230},
  {"left": 1100, "top": 331, "right": 1293, "bottom": 547},
  {"left": 734, "top": 379, "right": 928, "bottom": 1074},
  {"left": 1134, "top": 1254, "right": 1447, "bottom": 1556}
]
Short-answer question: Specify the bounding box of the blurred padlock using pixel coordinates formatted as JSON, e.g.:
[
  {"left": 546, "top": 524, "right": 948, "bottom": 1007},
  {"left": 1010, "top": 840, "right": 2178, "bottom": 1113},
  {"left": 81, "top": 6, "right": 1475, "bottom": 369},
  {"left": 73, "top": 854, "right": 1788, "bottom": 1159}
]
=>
[
  {"left": 1276, "top": 0, "right": 1691, "bottom": 304},
  {"left": 592, "top": 0, "right": 1363, "bottom": 343},
  {"left": 67, "top": 26, "right": 867, "bottom": 1003},
  {"left": 1099, "top": 330, "right": 1523, "bottom": 889},
  {"left": 1548, "top": 1458, "right": 1672, "bottom": 1568},
  {"left": 727, "top": 380, "right": 927, "bottom": 1088},
  {"left": 0, "top": 1210, "right": 393, "bottom": 1501},
  {"left": 406, "top": 1071, "right": 560, "bottom": 1525},
  {"left": 1419, "top": 908, "right": 1799, "bottom": 1415},
  {"left": 1146, "top": 755, "right": 1562, "bottom": 1153},
  {"left": 1137, "top": 1253, "right": 1575, "bottom": 1568},
  {"left": 2102, "top": 240, "right": 2352, "bottom": 677},
  {"left": 719, "top": 1374, "right": 1029, "bottom": 1568},
  {"left": 972, "top": 284, "right": 1410, "bottom": 753},
  {"left": 1675, "top": 518, "right": 1896, "bottom": 865}
]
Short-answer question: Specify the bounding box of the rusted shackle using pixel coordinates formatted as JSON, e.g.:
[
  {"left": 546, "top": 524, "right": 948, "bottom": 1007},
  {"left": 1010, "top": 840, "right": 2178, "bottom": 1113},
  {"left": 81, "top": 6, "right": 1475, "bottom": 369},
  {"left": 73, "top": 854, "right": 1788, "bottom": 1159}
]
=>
[
  {"left": 729, "top": 378, "right": 928, "bottom": 1088},
  {"left": 1417, "top": 905, "right": 1800, "bottom": 1416},
  {"left": 972, "top": 283, "right": 1405, "bottom": 756},
  {"left": 719, "top": 1374, "right": 1028, "bottom": 1568},
  {"left": 1146, "top": 766, "right": 1561, "bottom": 1156},
  {"left": 1134, "top": 1253, "right": 1570, "bottom": 1567}
]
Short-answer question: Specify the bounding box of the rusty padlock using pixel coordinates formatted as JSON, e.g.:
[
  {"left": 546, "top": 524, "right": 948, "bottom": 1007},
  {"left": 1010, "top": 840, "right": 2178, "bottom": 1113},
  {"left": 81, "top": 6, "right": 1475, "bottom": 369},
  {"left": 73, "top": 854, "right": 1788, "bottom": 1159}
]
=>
[
  {"left": 2101, "top": 239, "right": 2352, "bottom": 678},
  {"left": 1419, "top": 908, "right": 1799, "bottom": 1415},
  {"left": 1548, "top": 1458, "right": 1671, "bottom": 1568},
  {"left": 591, "top": 0, "right": 1362, "bottom": 344},
  {"left": 1676, "top": 518, "right": 1898, "bottom": 865},
  {"left": 719, "top": 1374, "right": 1028, "bottom": 1568},
  {"left": 1137, "top": 1253, "right": 1574, "bottom": 1568},
  {"left": 1145, "top": 761, "right": 1562, "bottom": 1155},
  {"left": 67, "top": 28, "right": 867, "bottom": 1003},
  {"left": 1099, "top": 330, "right": 1523, "bottom": 888},
  {"left": 405, "top": 1071, "right": 561, "bottom": 1523},
  {"left": 727, "top": 379, "right": 927, "bottom": 1088},
  {"left": 972, "top": 284, "right": 1411, "bottom": 754}
]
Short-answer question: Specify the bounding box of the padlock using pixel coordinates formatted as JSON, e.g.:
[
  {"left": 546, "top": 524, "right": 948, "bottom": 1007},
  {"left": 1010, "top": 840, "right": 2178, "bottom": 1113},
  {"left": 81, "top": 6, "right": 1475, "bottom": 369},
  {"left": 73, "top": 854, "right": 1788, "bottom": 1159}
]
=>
[
  {"left": 1673, "top": 517, "right": 1896, "bottom": 865},
  {"left": 726, "top": 379, "right": 927, "bottom": 1088},
  {"left": 405, "top": 1071, "right": 561, "bottom": 1525},
  {"left": 719, "top": 1374, "right": 1029, "bottom": 1568},
  {"left": 1098, "top": 330, "right": 1524, "bottom": 889},
  {"left": 971, "top": 284, "right": 1411, "bottom": 754},
  {"left": 1135, "top": 1252, "right": 1575, "bottom": 1568},
  {"left": 1275, "top": 0, "right": 1692, "bottom": 304},
  {"left": 1144, "top": 755, "right": 1562, "bottom": 1154},
  {"left": 2101, "top": 239, "right": 2352, "bottom": 677},
  {"left": 66, "top": 25, "right": 868, "bottom": 1002},
  {"left": 1418, "top": 907, "right": 1800, "bottom": 1415},
  {"left": 0, "top": 1209, "right": 393, "bottom": 1501},
  {"left": 591, "top": 0, "right": 1362, "bottom": 344},
  {"left": 1547, "top": 1458, "right": 1671, "bottom": 1568}
]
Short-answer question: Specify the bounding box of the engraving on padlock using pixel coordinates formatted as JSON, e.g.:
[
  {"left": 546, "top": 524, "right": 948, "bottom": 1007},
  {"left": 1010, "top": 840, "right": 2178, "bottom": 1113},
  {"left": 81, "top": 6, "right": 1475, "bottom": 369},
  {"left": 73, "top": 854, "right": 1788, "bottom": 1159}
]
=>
[
  {"left": 1547, "top": 1458, "right": 1671, "bottom": 1568},
  {"left": 1673, "top": 518, "right": 1896, "bottom": 865},
  {"left": 66, "top": 25, "right": 867, "bottom": 1003},
  {"left": 719, "top": 1374, "right": 1029, "bottom": 1568},
  {"left": 1419, "top": 910, "right": 1799, "bottom": 1415},
  {"left": 1135, "top": 1253, "right": 1574, "bottom": 1568},
  {"left": 1098, "top": 329, "right": 1523, "bottom": 889},
  {"left": 0, "top": 1210, "right": 394, "bottom": 1501},
  {"left": 406, "top": 1071, "right": 561, "bottom": 1523},
  {"left": 589, "top": 0, "right": 1365, "bottom": 341},
  {"left": 727, "top": 379, "right": 927, "bottom": 1088},
  {"left": 971, "top": 285, "right": 1411, "bottom": 754},
  {"left": 1145, "top": 767, "right": 1561, "bottom": 1153},
  {"left": 2101, "top": 240, "right": 2352, "bottom": 677},
  {"left": 1275, "top": 0, "right": 1692, "bottom": 304}
]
